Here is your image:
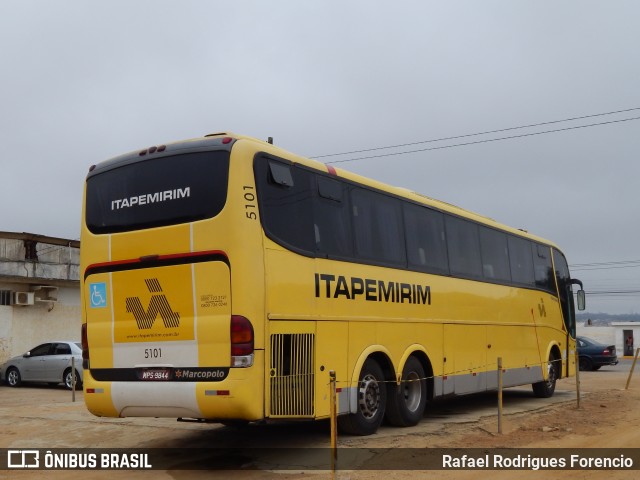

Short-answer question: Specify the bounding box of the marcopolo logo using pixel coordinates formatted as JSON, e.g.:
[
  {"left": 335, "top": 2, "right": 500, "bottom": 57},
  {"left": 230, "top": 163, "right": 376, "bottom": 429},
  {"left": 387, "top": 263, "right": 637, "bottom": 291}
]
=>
[
  {"left": 174, "top": 368, "right": 228, "bottom": 381},
  {"left": 126, "top": 279, "right": 180, "bottom": 330}
]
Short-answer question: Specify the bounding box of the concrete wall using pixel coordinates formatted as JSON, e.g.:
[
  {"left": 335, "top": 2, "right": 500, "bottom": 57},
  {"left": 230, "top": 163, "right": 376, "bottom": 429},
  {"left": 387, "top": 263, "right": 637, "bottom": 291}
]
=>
[
  {"left": 576, "top": 325, "right": 615, "bottom": 344},
  {"left": 0, "top": 233, "right": 81, "bottom": 363},
  {"left": 0, "top": 283, "right": 80, "bottom": 363},
  {"left": 0, "top": 238, "right": 79, "bottom": 282}
]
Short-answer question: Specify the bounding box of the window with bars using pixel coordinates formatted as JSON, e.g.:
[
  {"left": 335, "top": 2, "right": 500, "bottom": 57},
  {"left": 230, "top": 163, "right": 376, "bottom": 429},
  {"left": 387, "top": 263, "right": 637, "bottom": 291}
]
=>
[{"left": 0, "top": 290, "right": 12, "bottom": 306}]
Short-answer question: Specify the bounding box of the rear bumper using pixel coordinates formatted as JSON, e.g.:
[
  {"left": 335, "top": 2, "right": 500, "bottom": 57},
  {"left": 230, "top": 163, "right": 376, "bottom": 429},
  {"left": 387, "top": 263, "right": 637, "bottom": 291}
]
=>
[
  {"left": 593, "top": 356, "right": 619, "bottom": 367},
  {"left": 84, "top": 353, "right": 265, "bottom": 421}
]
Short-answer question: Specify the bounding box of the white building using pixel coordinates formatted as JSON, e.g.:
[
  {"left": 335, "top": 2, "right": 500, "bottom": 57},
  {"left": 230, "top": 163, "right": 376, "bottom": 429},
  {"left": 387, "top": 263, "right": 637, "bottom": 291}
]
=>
[
  {"left": 577, "top": 320, "right": 639, "bottom": 357},
  {"left": 0, "top": 231, "right": 80, "bottom": 363}
]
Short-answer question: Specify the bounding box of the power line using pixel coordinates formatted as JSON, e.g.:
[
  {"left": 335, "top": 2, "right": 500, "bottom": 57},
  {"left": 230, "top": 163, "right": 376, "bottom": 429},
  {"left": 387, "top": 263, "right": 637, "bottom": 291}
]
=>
[
  {"left": 570, "top": 259, "right": 640, "bottom": 272},
  {"left": 572, "top": 264, "right": 640, "bottom": 272},
  {"left": 311, "top": 106, "right": 640, "bottom": 159},
  {"left": 571, "top": 259, "right": 640, "bottom": 268},
  {"left": 586, "top": 290, "right": 640, "bottom": 297},
  {"left": 310, "top": 107, "right": 640, "bottom": 160},
  {"left": 321, "top": 116, "right": 640, "bottom": 165}
]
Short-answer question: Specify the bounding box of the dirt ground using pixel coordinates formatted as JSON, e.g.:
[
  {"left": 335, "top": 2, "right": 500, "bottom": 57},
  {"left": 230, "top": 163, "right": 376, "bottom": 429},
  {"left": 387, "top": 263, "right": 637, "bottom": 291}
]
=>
[{"left": 1, "top": 364, "right": 639, "bottom": 480}]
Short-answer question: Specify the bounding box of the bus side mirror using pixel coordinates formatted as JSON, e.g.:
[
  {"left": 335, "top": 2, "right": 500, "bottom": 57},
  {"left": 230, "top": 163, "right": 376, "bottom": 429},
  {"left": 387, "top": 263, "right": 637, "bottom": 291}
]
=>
[{"left": 576, "top": 289, "right": 586, "bottom": 311}]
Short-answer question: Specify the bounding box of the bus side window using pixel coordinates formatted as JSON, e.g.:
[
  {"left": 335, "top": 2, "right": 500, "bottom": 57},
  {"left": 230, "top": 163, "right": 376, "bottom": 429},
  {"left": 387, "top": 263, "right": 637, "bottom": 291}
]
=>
[
  {"left": 257, "top": 157, "right": 315, "bottom": 254},
  {"left": 313, "top": 176, "right": 352, "bottom": 258},
  {"left": 446, "top": 216, "right": 482, "bottom": 279},
  {"left": 403, "top": 203, "right": 449, "bottom": 274},
  {"left": 508, "top": 235, "right": 535, "bottom": 287},
  {"left": 479, "top": 227, "right": 511, "bottom": 282},
  {"left": 351, "top": 188, "right": 405, "bottom": 266},
  {"left": 553, "top": 249, "right": 575, "bottom": 337},
  {"left": 533, "top": 244, "right": 555, "bottom": 293}
]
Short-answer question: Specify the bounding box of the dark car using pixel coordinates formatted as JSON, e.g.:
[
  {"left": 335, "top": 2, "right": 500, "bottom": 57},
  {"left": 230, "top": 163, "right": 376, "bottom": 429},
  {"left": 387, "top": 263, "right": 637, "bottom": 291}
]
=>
[
  {"left": 0, "top": 341, "right": 83, "bottom": 389},
  {"left": 577, "top": 336, "right": 619, "bottom": 371}
]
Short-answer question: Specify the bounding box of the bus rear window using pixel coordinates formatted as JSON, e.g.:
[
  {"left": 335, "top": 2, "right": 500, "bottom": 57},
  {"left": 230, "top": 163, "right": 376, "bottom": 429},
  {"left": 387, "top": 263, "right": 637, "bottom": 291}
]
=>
[{"left": 86, "top": 151, "right": 230, "bottom": 233}]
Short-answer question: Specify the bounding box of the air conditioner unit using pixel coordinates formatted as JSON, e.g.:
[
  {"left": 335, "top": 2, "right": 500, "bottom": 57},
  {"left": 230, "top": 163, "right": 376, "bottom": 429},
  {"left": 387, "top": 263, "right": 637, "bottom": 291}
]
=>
[
  {"left": 33, "top": 285, "right": 58, "bottom": 303},
  {"left": 14, "top": 291, "right": 35, "bottom": 306}
]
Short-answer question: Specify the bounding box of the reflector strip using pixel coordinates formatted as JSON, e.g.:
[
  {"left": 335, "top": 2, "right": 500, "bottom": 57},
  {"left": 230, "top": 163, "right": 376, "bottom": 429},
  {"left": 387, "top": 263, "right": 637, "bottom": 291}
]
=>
[
  {"left": 86, "top": 388, "right": 104, "bottom": 394},
  {"left": 204, "top": 390, "right": 230, "bottom": 396}
]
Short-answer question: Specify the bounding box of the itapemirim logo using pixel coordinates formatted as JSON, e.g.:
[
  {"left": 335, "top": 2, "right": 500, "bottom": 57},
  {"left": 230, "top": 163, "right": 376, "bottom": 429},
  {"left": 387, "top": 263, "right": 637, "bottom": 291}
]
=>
[{"left": 125, "top": 278, "right": 180, "bottom": 330}]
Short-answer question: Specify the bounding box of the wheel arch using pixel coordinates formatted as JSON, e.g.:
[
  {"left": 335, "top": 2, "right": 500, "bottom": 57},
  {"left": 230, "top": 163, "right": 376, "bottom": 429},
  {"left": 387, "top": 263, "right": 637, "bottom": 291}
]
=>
[
  {"left": 346, "top": 346, "right": 394, "bottom": 414},
  {"left": 548, "top": 343, "right": 563, "bottom": 379}
]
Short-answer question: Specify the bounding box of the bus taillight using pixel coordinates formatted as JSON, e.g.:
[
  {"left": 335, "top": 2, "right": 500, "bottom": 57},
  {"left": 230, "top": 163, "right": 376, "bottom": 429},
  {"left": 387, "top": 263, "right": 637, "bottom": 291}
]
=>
[
  {"left": 81, "top": 323, "right": 90, "bottom": 369},
  {"left": 230, "top": 315, "right": 254, "bottom": 368}
]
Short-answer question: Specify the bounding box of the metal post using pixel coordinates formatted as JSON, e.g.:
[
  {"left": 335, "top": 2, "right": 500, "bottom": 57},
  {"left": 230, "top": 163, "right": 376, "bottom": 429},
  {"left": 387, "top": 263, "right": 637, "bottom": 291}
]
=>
[
  {"left": 329, "top": 370, "right": 337, "bottom": 474},
  {"left": 497, "top": 357, "right": 503, "bottom": 434},
  {"left": 71, "top": 357, "right": 76, "bottom": 402},
  {"left": 574, "top": 347, "right": 581, "bottom": 409},
  {"left": 625, "top": 347, "right": 640, "bottom": 390}
]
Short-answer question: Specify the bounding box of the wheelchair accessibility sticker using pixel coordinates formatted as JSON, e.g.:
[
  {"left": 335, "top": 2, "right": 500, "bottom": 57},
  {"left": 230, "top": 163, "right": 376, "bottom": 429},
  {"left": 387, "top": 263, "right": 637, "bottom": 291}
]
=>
[{"left": 90, "top": 282, "right": 108, "bottom": 308}]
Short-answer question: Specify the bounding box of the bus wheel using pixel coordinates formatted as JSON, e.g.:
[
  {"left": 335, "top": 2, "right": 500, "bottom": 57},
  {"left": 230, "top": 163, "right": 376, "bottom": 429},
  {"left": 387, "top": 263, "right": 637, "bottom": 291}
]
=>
[
  {"left": 338, "top": 359, "right": 387, "bottom": 436},
  {"left": 532, "top": 354, "right": 558, "bottom": 398},
  {"left": 385, "top": 356, "right": 426, "bottom": 427}
]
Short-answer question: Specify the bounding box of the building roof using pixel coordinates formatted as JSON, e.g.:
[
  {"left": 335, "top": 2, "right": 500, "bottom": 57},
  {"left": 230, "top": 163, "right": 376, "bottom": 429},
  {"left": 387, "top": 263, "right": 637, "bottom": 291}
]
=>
[{"left": 0, "top": 231, "right": 79, "bottom": 248}]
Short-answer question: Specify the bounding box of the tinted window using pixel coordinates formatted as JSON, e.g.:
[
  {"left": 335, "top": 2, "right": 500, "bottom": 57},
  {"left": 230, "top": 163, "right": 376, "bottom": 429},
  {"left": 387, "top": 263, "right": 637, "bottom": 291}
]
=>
[
  {"left": 533, "top": 244, "right": 554, "bottom": 292},
  {"left": 256, "top": 158, "right": 315, "bottom": 253},
  {"left": 86, "top": 151, "right": 230, "bottom": 233},
  {"left": 313, "top": 177, "right": 353, "bottom": 257},
  {"left": 404, "top": 204, "right": 449, "bottom": 274},
  {"left": 446, "top": 217, "right": 482, "bottom": 278},
  {"left": 269, "top": 161, "right": 294, "bottom": 186},
  {"left": 553, "top": 248, "right": 575, "bottom": 336},
  {"left": 351, "top": 188, "right": 405, "bottom": 265},
  {"left": 508, "top": 236, "right": 535, "bottom": 286},
  {"left": 479, "top": 227, "right": 511, "bottom": 282},
  {"left": 30, "top": 344, "right": 52, "bottom": 357},
  {"left": 53, "top": 343, "right": 72, "bottom": 355}
]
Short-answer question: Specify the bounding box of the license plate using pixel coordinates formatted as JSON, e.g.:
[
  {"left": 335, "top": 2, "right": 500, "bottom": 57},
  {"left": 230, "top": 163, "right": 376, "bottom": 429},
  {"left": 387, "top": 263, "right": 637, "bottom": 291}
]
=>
[{"left": 138, "top": 368, "right": 171, "bottom": 381}]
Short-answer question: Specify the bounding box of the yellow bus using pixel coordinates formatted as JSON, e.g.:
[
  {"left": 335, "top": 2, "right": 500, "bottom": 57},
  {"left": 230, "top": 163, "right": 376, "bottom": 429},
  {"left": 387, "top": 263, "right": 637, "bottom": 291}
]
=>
[{"left": 81, "top": 132, "right": 585, "bottom": 435}]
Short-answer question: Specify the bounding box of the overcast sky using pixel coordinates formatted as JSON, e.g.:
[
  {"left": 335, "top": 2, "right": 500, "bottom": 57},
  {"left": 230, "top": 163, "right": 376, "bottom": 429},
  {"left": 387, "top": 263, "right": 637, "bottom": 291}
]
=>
[{"left": 1, "top": 1, "right": 639, "bottom": 315}]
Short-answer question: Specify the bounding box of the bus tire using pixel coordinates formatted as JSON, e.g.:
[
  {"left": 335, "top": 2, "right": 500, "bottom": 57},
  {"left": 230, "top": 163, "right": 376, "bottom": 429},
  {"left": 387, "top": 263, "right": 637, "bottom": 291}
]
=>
[
  {"left": 385, "top": 356, "right": 426, "bottom": 427},
  {"left": 532, "top": 353, "right": 559, "bottom": 398},
  {"left": 338, "top": 358, "right": 387, "bottom": 436}
]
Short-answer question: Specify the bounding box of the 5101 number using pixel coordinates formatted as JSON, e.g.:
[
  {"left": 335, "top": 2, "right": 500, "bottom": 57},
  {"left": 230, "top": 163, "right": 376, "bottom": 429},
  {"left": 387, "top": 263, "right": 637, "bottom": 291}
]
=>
[
  {"left": 144, "top": 348, "right": 162, "bottom": 359},
  {"left": 243, "top": 185, "right": 257, "bottom": 220}
]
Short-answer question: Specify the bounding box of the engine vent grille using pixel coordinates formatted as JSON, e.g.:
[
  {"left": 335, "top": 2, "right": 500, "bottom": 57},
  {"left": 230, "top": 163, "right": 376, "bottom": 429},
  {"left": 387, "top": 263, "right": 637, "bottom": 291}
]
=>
[{"left": 269, "top": 333, "right": 315, "bottom": 417}]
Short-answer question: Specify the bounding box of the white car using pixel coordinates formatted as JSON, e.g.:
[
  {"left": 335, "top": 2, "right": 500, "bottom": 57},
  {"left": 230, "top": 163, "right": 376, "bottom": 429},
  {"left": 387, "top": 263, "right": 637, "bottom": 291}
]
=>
[{"left": 0, "top": 341, "right": 83, "bottom": 390}]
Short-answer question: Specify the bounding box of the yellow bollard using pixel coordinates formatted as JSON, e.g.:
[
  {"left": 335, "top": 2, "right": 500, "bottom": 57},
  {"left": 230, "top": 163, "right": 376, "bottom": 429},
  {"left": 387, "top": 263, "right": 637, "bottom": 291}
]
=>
[
  {"left": 329, "top": 370, "right": 337, "bottom": 474},
  {"left": 575, "top": 347, "right": 581, "bottom": 409},
  {"left": 497, "top": 357, "right": 503, "bottom": 434},
  {"left": 625, "top": 347, "right": 640, "bottom": 390}
]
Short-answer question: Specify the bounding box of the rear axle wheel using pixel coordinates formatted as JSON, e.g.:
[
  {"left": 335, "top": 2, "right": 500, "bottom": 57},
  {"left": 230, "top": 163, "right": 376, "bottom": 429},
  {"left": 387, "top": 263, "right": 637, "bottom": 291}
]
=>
[{"left": 338, "top": 359, "right": 387, "bottom": 436}]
